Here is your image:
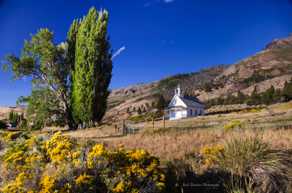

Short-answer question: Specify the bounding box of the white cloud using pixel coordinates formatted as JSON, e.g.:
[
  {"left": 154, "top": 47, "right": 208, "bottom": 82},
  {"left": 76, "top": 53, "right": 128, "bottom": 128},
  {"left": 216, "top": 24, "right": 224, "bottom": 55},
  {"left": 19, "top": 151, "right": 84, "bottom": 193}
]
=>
[
  {"left": 163, "top": 0, "right": 175, "bottom": 3},
  {"left": 144, "top": 0, "right": 175, "bottom": 7},
  {"left": 112, "top": 46, "right": 126, "bottom": 60}
]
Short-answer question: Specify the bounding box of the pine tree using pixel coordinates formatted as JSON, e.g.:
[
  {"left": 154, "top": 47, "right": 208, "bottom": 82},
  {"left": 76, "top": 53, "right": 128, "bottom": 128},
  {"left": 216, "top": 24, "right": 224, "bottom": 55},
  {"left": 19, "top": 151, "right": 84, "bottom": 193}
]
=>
[
  {"left": 247, "top": 86, "right": 260, "bottom": 105},
  {"left": 237, "top": 91, "right": 246, "bottom": 104},
  {"left": 72, "top": 8, "right": 112, "bottom": 125},
  {"left": 262, "top": 85, "right": 275, "bottom": 105},
  {"left": 156, "top": 95, "right": 166, "bottom": 111},
  {"left": 137, "top": 107, "right": 142, "bottom": 115},
  {"left": 274, "top": 89, "right": 282, "bottom": 102},
  {"left": 282, "top": 79, "right": 292, "bottom": 101}
]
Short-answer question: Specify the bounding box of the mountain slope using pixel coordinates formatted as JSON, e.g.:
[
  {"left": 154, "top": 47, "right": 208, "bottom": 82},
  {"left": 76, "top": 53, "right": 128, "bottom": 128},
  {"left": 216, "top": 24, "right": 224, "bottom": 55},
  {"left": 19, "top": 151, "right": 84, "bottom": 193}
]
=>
[{"left": 105, "top": 34, "right": 292, "bottom": 121}]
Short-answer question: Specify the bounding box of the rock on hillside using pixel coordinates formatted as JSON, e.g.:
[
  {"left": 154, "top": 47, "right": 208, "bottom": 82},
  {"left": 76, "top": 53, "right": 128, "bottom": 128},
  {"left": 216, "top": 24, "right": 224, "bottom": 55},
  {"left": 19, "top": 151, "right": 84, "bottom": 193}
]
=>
[{"left": 265, "top": 33, "right": 292, "bottom": 49}]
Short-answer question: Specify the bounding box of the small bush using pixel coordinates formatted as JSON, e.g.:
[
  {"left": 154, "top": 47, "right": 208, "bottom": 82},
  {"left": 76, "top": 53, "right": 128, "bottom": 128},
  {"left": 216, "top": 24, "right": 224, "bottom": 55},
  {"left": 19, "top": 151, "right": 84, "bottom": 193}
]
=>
[
  {"left": 200, "top": 144, "right": 224, "bottom": 168},
  {"left": 128, "top": 111, "right": 162, "bottom": 123},
  {"left": 0, "top": 131, "right": 29, "bottom": 143},
  {"left": 223, "top": 120, "right": 243, "bottom": 132},
  {"left": 217, "top": 137, "right": 290, "bottom": 193},
  {"left": 239, "top": 107, "right": 262, "bottom": 114},
  {"left": 0, "top": 120, "right": 7, "bottom": 130}
]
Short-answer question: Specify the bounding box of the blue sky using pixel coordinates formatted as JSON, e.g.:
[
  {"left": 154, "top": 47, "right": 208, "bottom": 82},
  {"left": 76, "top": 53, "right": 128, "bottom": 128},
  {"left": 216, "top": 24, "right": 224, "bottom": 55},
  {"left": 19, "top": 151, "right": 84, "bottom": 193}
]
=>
[{"left": 0, "top": 0, "right": 292, "bottom": 106}]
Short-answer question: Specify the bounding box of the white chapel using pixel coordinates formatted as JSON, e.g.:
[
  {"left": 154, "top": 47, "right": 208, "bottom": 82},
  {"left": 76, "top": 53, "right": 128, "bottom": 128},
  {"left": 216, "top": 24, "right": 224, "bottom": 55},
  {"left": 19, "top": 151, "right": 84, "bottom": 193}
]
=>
[{"left": 166, "top": 85, "right": 205, "bottom": 120}]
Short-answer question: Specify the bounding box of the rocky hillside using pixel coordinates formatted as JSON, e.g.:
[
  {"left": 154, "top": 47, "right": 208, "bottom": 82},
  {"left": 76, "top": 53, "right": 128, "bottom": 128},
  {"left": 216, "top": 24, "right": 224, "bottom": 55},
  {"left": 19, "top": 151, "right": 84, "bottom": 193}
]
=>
[{"left": 105, "top": 34, "right": 292, "bottom": 121}]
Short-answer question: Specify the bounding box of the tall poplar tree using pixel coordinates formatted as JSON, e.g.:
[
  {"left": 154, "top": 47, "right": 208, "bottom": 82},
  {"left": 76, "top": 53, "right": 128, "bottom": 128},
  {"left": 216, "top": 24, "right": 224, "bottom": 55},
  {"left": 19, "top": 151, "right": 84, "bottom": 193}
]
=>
[
  {"left": 72, "top": 8, "right": 112, "bottom": 126},
  {"left": 5, "top": 7, "right": 112, "bottom": 130}
]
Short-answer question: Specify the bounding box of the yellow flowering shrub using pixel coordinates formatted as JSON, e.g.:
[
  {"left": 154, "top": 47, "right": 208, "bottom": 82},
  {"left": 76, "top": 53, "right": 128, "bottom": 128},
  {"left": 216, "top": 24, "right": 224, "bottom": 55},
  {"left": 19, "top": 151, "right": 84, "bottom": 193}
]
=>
[
  {"left": 1, "top": 131, "right": 22, "bottom": 142},
  {"left": 44, "top": 131, "right": 75, "bottom": 164},
  {"left": 72, "top": 150, "right": 82, "bottom": 167},
  {"left": 128, "top": 149, "right": 148, "bottom": 160},
  {"left": 0, "top": 132, "right": 165, "bottom": 193},
  {"left": 39, "top": 175, "right": 56, "bottom": 193},
  {"left": 1, "top": 172, "right": 35, "bottom": 193},
  {"left": 75, "top": 173, "right": 93, "bottom": 186},
  {"left": 113, "top": 181, "right": 126, "bottom": 193},
  {"left": 87, "top": 144, "right": 106, "bottom": 168},
  {"left": 200, "top": 144, "right": 224, "bottom": 168},
  {"left": 3, "top": 135, "right": 43, "bottom": 170}
]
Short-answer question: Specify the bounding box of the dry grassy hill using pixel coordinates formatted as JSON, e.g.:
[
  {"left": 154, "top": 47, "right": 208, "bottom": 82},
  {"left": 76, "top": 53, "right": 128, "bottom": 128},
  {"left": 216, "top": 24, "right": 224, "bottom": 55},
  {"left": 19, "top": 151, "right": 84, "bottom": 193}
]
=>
[{"left": 105, "top": 34, "right": 292, "bottom": 122}]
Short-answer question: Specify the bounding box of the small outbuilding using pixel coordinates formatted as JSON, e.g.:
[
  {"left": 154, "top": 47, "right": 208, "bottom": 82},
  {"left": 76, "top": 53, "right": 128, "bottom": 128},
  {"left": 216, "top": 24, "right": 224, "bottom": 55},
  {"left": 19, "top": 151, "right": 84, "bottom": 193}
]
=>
[{"left": 166, "top": 85, "right": 205, "bottom": 120}]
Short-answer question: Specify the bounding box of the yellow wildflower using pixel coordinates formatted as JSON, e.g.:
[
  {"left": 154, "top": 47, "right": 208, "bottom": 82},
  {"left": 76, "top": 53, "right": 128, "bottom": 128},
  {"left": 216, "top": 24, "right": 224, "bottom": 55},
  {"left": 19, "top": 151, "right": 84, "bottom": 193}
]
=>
[
  {"left": 87, "top": 144, "right": 106, "bottom": 168},
  {"left": 75, "top": 173, "right": 93, "bottom": 186},
  {"left": 200, "top": 144, "right": 224, "bottom": 167},
  {"left": 127, "top": 164, "right": 147, "bottom": 177},
  {"left": 45, "top": 132, "right": 74, "bottom": 164},
  {"left": 128, "top": 149, "right": 147, "bottom": 160},
  {"left": 113, "top": 181, "right": 125, "bottom": 193},
  {"left": 40, "top": 175, "right": 55, "bottom": 193}
]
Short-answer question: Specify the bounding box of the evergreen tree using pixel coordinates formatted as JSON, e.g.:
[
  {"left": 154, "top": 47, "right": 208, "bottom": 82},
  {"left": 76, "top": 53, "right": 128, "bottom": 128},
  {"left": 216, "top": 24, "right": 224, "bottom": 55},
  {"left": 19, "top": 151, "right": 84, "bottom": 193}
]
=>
[
  {"left": 156, "top": 95, "right": 166, "bottom": 111},
  {"left": 72, "top": 8, "right": 112, "bottom": 125},
  {"left": 137, "top": 107, "right": 142, "bottom": 115},
  {"left": 282, "top": 79, "right": 292, "bottom": 101},
  {"left": 274, "top": 88, "right": 282, "bottom": 102},
  {"left": 247, "top": 86, "right": 260, "bottom": 105},
  {"left": 224, "top": 94, "right": 237, "bottom": 105},
  {"left": 237, "top": 91, "right": 246, "bottom": 104},
  {"left": 262, "top": 85, "right": 275, "bottom": 105}
]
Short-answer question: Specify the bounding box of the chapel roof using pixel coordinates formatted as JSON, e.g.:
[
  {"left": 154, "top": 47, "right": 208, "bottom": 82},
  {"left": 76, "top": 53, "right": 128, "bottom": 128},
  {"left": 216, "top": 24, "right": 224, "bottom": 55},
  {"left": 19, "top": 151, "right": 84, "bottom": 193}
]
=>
[{"left": 179, "top": 95, "right": 204, "bottom": 107}]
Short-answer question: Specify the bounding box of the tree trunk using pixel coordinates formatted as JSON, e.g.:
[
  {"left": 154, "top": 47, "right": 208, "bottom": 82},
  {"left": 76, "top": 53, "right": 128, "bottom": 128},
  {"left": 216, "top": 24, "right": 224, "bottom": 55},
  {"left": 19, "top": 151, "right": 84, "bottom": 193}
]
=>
[{"left": 64, "top": 103, "right": 77, "bottom": 130}]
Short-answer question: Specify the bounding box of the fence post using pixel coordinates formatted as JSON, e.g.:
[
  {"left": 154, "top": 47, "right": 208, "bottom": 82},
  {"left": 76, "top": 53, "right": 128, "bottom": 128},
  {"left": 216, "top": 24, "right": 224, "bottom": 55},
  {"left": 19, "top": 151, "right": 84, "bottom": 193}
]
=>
[
  {"left": 114, "top": 124, "right": 118, "bottom": 134},
  {"left": 122, "top": 120, "right": 126, "bottom": 135},
  {"left": 152, "top": 117, "right": 155, "bottom": 129},
  {"left": 163, "top": 115, "right": 165, "bottom": 129}
]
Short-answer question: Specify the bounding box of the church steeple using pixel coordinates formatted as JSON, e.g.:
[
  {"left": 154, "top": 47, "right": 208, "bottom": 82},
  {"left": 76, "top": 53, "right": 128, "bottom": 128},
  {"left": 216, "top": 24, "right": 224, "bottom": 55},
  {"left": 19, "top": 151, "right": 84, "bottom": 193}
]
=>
[{"left": 175, "top": 85, "right": 182, "bottom": 97}]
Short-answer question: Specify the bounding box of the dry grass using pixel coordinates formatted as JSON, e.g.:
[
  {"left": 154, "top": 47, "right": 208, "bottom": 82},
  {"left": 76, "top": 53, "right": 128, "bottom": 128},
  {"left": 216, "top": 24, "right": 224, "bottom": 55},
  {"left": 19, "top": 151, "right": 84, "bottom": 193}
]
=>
[
  {"left": 65, "top": 101, "right": 292, "bottom": 161},
  {"left": 103, "top": 129, "right": 292, "bottom": 161}
]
